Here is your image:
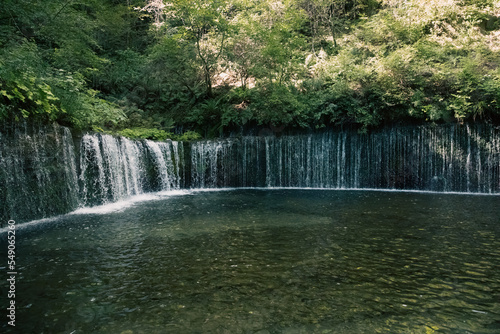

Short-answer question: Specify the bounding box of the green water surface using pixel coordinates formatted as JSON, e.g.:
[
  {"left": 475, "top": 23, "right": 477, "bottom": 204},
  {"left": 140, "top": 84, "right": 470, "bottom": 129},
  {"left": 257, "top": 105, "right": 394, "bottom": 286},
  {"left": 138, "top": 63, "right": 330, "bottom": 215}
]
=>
[{"left": 1, "top": 189, "right": 500, "bottom": 333}]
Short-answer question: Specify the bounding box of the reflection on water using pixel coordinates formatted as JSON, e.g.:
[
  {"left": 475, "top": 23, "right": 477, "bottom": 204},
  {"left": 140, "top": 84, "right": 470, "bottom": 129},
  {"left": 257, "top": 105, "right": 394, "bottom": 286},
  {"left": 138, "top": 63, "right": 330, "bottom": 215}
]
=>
[{"left": 1, "top": 189, "right": 500, "bottom": 333}]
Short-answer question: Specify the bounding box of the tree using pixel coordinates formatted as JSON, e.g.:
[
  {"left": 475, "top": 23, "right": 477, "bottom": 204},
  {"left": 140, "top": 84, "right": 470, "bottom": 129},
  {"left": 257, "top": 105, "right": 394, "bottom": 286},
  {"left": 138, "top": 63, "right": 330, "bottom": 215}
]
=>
[
  {"left": 231, "top": 0, "right": 308, "bottom": 85},
  {"left": 0, "top": 0, "right": 129, "bottom": 128},
  {"left": 143, "top": 0, "right": 233, "bottom": 97},
  {"left": 298, "top": 0, "right": 379, "bottom": 49}
]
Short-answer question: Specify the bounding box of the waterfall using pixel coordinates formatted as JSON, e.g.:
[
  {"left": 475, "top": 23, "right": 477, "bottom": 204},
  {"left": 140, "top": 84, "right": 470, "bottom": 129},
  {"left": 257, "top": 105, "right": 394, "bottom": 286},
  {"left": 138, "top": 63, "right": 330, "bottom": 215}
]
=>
[
  {"left": 79, "top": 134, "right": 183, "bottom": 206},
  {"left": 190, "top": 125, "right": 500, "bottom": 193},
  {"left": 0, "top": 123, "right": 80, "bottom": 223},
  {"left": 1, "top": 123, "right": 499, "bottom": 224},
  {"left": 144, "top": 140, "right": 180, "bottom": 191},
  {"left": 0, "top": 124, "right": 183, "bottom": 222}
]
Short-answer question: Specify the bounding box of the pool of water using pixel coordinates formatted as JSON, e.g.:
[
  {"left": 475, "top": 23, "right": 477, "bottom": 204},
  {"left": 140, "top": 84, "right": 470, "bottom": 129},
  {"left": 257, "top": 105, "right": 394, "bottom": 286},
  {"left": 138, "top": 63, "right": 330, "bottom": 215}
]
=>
[{"left": 1, "top": 189, "right": 500, "bottom": 333}]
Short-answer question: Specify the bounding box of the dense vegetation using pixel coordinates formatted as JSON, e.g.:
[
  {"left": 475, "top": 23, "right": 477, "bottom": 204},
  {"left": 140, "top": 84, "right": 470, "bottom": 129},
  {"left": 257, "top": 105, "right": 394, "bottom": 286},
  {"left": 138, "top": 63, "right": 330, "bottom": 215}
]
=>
[{"left": 1, "top": 0, "right": 499, "bottom": 137}]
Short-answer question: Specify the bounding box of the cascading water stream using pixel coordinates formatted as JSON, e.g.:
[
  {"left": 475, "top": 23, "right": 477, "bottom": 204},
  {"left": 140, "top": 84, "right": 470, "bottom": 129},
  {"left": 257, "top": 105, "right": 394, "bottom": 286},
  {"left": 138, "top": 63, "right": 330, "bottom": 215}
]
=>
[
  {"left": 79, "top": 134, "right": 183, "bottom": 207},
  {"left": 0, "top": 125, "right": 183, "bottom": 222},
  {"left": 190, "top": 125, "right": 500, "bottom": 193},
  {"left": 0, "top": 124, "right": 80, "bottom": 222}
]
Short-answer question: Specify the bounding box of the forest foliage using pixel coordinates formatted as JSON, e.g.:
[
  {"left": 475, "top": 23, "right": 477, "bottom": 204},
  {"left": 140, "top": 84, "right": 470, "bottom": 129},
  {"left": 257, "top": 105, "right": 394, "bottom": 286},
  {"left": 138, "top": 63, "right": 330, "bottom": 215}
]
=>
[{"left": 1, "top": 0, "right": 499, "bottom": 137}]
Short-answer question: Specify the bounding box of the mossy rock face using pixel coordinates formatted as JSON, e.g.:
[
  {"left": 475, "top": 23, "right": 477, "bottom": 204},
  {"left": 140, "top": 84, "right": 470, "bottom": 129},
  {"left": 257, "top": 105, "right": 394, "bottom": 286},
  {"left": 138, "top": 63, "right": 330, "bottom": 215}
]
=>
[
  {"left": 116, "top": 128, "right": 174, "bottom": 141},
  {"left": 115, "top": 128, "right": 201, "bottom": 142}
]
